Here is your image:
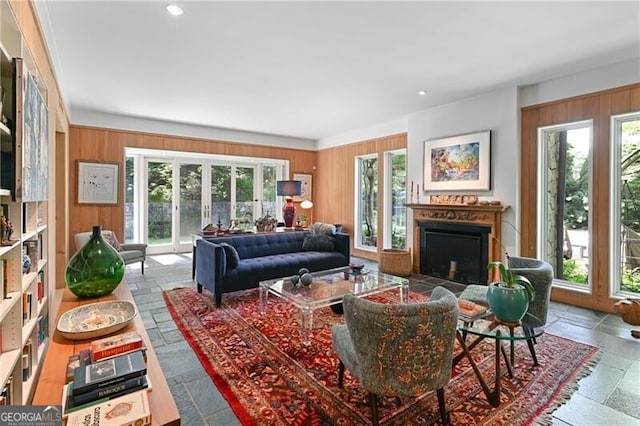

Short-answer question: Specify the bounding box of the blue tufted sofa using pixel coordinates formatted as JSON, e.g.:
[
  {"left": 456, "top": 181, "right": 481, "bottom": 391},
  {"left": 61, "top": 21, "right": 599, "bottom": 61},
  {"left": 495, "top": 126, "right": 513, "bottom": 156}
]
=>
[{"left": 195, "top": 231, "right": 350, "bottom": 307}]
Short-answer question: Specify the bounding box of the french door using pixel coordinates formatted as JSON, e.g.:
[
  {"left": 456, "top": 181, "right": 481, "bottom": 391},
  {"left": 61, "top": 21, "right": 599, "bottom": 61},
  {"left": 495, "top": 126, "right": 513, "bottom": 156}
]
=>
[
  {"left": 143, "top": 159, "right": 267, "bottom": 254},
  {"left": 146, "top": 159, "right": 205, "bottom": 253}
]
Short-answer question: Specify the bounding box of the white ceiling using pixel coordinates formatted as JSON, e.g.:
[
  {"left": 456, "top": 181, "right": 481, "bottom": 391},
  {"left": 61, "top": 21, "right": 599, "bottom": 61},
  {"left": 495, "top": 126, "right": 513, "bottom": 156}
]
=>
[{"left": 34, "top": 1, "right": 640, "bottom": 143}]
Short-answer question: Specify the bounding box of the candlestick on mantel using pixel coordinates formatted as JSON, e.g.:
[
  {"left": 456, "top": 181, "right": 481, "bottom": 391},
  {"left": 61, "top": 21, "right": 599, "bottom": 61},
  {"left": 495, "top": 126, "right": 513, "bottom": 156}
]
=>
[{"left": 416, "top": 184, "right": 420, "bottom": 203}]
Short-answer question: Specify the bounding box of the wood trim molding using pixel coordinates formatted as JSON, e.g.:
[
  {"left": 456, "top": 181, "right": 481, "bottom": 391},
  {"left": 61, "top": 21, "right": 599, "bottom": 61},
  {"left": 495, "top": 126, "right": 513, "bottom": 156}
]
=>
[{"left": 407, "top": 203, "right": 510, "bottom": 273}]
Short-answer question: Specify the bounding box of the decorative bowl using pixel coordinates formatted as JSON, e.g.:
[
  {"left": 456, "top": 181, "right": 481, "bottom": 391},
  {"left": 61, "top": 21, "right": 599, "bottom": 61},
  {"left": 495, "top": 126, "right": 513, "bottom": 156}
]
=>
[
  {"left": 349, "top": 263, "right": 365, "bottom": 273},
  {"left": 56, "top": 300, "right": 137, "bottom": 340}
]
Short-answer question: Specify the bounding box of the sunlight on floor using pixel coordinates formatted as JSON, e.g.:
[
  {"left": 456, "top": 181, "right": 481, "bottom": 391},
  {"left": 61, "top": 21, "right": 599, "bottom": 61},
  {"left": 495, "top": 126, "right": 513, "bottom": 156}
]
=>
[{"left": 151, "top": 253, "right": 191, "bottom": 266}]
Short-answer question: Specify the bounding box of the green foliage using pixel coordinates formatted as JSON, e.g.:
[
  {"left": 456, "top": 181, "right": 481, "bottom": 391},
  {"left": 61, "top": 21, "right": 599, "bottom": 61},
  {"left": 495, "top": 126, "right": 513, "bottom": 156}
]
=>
[
  {"left": 487, "top": 261, "right": 536, "bottom": 301},
  {"left": 562, "top": 259, "right": 588, "bottom": 284},
  {"left": 621, "top": 267, "right": 640, "bottom": 294},
  {"left": 563, "top": 143, "right": 589, "bottom": 230}
]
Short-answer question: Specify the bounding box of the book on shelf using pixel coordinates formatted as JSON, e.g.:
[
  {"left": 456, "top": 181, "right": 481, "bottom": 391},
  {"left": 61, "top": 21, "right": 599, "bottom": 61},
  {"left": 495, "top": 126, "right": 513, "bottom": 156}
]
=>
[
  {"left": 22, "top": 341, "right": 33, "bottom": 382},
  {"left": 0, "top": 375, "right": 15, "bottom": 406},
  {"left": 36, "top": 314, "right": 48, "bottom": 348},
  {"left": 36, "top": 271, "right": 44, "bottom": 302},
  {"left": 2, "top": 259, "right": 8, "bottom": 299},
  {"left": 72, "top": 375, "right": 149, "bottom": 406},
  {"left": 91, "top": 331, "right": 144, "bottom": 362},
  {"left": 22, "top": 291, "right": 32, "bottom": 324},
  {"left": 65, "top": 387, "right": 151, "bottom": 426},
  {"left": 457, "top": 299, "right": 489, "bottom": 320},
  {"left": 73, "top": 350, "right": 146, "bottom": 397},
  {"left": 23, "top": 240, "right": 38, "bottom": 273}
]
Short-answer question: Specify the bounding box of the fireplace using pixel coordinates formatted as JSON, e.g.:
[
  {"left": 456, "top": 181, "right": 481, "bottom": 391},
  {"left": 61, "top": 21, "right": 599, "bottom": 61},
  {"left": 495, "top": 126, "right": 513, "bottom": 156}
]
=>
[
  {"left": 419, "top": 221, "right": 490, "bottom": 284},
  {"left": 408, "top": 202, "right": 509, "bottom": 283}
]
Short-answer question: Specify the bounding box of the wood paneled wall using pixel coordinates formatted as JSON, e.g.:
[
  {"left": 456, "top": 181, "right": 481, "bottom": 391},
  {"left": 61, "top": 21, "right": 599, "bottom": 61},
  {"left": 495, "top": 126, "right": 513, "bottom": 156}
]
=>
[
  {"left": 521, "top": 83, "right": 640, "bottom": 312},
  {"left": 316, "top": 133, "right": 407, "bottom": 260},
  {"left": 67, "top": 125, "right": 317, "bottom": 255}
]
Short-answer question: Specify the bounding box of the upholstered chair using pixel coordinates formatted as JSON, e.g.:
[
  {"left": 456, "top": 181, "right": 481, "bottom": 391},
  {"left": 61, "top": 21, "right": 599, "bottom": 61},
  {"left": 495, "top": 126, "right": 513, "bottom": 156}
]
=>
[
  {"left": 460, "top": 256, "right": 554, "bottom": 325},
  {"left": 459, "top": 256, "right": 553, "bottom": 363},
  {"left": 508, "top": 256, "right": 554, "bottom": 328},
  {"left": 74, "top": 230, "right": 148, "bottom": 274},
  {"left": 331, "top": 287, "right": 458, "bottom": 425}
]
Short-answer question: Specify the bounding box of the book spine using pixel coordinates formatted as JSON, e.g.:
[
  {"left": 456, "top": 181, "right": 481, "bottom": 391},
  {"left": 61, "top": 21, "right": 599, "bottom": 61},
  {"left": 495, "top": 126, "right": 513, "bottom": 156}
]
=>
[
  {"left": 72, "top": 376, "right": 148, "bottom": 406},
  {"left": 72, "top": 368, "right": 147, "bottom": 396},
  {"left": 91, "top": 340, "right": 143, "bottom": 362}
]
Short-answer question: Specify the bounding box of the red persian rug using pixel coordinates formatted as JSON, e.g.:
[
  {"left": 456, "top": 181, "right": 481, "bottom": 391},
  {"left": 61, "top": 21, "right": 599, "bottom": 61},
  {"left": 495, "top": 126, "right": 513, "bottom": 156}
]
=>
[{"left": 163, "top": 287, "right": 599, "bottom": 425}]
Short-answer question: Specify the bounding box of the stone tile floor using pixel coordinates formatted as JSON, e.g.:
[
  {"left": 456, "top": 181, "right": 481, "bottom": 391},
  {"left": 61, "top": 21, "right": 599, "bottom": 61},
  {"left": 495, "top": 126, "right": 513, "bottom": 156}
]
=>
[{"left": 126, "top": 253, "right": 640, "bottom": 425}]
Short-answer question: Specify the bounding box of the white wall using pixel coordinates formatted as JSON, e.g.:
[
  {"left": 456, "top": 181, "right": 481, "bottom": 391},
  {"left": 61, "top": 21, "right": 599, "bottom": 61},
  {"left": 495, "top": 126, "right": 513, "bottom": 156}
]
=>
[
  {"left": 72, "top": 109, "right": 317, "bottom": 150},
  {"left": 406, "top": 87, "right": 520, "bottom": 258},
  {"left": 520, "top": 58, "right": 639, "bottom": 107},
  {"left": 316, "top": 117, "right": 408, "bottom": 150}
]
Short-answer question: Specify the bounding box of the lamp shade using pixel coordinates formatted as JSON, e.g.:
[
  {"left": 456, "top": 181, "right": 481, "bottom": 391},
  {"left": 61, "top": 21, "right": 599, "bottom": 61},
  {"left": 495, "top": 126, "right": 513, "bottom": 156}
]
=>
[{"left": 276, "top": 180, "right": 302, "bottom": 197}]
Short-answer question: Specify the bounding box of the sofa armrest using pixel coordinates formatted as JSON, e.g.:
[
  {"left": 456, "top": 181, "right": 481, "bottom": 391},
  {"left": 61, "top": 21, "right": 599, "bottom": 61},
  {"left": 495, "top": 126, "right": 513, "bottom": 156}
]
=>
[
  {"left": 195, "top": 239, "right": 227, "bottom": 288},
  {"left": 334, "top": 232, "right": 350, "bottom": 261}
]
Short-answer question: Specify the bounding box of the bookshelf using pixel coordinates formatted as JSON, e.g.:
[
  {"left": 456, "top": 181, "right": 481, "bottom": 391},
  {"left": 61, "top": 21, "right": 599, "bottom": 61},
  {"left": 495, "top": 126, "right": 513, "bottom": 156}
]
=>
[{"left": 0, "top": 2, "right": 50, "bottom": 406}]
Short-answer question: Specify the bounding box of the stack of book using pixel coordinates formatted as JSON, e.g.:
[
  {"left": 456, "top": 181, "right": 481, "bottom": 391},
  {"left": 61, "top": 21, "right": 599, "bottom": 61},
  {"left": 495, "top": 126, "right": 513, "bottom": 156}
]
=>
[
  {"left": 70, "top": 350, "right": 148, "bottom": 406},
  {"left": 457, "top": 299, "right": 489, "bottom": 321}
]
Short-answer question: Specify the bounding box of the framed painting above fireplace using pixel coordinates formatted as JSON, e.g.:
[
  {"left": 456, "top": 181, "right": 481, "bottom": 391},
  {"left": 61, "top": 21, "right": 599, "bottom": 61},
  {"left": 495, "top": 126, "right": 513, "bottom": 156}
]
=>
[{"left": 424, "top": 130, "right": 491, "bottom": 191}]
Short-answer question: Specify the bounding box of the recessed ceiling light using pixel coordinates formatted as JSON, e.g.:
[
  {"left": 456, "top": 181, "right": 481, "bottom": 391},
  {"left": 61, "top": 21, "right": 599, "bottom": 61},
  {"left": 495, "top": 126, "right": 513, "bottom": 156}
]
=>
[
  {"left": 166, "top": 4, "right": 184, "bottom": 16},
  {"left": 418, "top": 90, "right": 427, "bottom": 96}
]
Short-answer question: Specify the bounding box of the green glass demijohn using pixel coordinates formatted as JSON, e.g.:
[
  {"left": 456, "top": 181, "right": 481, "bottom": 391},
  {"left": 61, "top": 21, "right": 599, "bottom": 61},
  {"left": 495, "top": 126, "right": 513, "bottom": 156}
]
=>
[{"left": 65, "top": 225, "right": 125, "bottom": 298}]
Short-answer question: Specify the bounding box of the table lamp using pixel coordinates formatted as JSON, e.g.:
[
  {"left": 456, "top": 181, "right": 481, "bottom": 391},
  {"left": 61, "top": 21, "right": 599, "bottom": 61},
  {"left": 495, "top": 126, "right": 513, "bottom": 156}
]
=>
[{"left": 276, "top": 180, "right": 302, "bottom": 228}]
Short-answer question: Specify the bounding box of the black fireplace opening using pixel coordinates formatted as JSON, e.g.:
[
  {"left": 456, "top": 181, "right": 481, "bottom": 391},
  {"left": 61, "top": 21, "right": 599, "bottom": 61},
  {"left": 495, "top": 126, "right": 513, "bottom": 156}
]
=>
[{"left": 419, "top": 221, "right": 491, "bottom": 285}]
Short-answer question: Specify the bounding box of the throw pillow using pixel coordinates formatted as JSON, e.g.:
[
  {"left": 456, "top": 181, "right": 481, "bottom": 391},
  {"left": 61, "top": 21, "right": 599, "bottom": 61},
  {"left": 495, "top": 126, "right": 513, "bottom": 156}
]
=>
[
  {"left": 302, "top": 234, "right": 335, "bottom": 252},
  {"left": 219, "top": 242, "right": 240, "bottom": 269},
  {"left": 102, "top": 231, "right": 123, "bottom": 252},
  {"left": 309, "top": 222, "right": 336, "bottom": 236}
]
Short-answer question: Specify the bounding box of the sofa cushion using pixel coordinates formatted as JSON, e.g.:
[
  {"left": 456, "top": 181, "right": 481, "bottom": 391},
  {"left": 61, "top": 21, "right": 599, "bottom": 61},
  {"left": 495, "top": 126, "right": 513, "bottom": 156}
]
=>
[
  {"left": 302, "top": 234, "right": 335, "bottom": 252},
  {"left": 219, "top": 242, "right": 240, "bottom": 269},
  {"left": 309, "top": 222, "right": 336, "bottom": 235}
]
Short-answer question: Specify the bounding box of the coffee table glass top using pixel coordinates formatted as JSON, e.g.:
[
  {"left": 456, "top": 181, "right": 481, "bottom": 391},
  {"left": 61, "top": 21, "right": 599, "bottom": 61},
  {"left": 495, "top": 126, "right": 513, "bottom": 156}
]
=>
[
  {"left": 259, "top": 266, "right": 409, "bottom": 310},
  {"left": 457, "top": 312, "right": 544, "bottom": 341}
]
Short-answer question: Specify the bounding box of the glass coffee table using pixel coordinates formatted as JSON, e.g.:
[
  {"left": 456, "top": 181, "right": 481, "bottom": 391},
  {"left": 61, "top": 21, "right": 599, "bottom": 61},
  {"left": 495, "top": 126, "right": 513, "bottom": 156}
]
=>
[
  {"left": 453, "top": 312, "right": 544, "bottom": 407},
  {"left": 259, "top": 266, "right": 409, "bottom": 344}
]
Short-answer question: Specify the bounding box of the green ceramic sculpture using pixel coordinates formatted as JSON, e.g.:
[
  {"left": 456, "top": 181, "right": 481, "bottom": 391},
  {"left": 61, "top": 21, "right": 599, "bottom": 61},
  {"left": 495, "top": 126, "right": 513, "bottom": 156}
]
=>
[{"left": 66, "top": 225, "right": 125, "bottom": 298}]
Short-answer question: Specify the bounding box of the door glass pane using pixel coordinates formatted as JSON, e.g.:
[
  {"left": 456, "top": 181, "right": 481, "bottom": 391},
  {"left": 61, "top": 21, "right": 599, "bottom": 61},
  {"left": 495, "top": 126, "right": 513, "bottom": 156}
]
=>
[
  {"left": 539, "top": 124, "right": 591, "bottom": 287},
  {"left": 262, "top": 165, "right": 277, "bottom": 218},
  {"left": 617, "top": 115, "right": 640, "bottom": 295},
  {"left": 391, "top": 152, "right": 406, "bottom": 249},
  {"left": 235, "top": 166, "right": 255, "bottom": 229},
  {"left": 211, "top": 165, "right": 231, "bottom": 228},
  {"left": 359, "top": 157, "right": 378, "bottom": 248},
  {"left": 179, "top": 163, "right": 202, "bottom": 244},
  {"left": 147, "top": 161, "right": 173, "bottom": 246},
  {"left": 125, "top": 156, "right": 134, "bottom": 242}
]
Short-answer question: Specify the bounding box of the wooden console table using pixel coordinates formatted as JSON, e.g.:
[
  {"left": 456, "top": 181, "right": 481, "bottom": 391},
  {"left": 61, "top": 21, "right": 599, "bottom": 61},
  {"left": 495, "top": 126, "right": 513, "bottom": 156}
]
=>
[{"left": 33, "top": 284, "right": 181, "bottom": 426}]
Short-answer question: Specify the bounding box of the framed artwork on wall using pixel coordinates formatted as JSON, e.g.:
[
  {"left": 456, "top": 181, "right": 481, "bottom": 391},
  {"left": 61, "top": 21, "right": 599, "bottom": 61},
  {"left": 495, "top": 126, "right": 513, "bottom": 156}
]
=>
[
  {"left": 22, "top": 68, "right": 49, "bottom": 201},
  {"left": 423, "top": 130, "right": 491, "bottom": 191},
  {"left": 77, "top": 160, "right": 120, "bottom": 205},
  {"left": 293, "top": 173, "right": 312, "bottom": 202}
]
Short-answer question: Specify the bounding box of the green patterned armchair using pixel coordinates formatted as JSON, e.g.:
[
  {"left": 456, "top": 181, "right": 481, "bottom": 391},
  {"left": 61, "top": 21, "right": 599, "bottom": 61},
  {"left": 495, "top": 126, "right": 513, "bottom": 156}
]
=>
[
  {"left": 460, "top": 256, "right": 554, "bottom": 328},
  {"left": 331, "top": 287, "right": 458, "bottom": 425}
]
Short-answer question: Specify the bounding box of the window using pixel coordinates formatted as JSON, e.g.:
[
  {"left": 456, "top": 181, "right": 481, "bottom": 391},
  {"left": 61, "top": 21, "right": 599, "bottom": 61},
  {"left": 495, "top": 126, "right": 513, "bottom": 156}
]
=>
[
  {"left": 355, "top": 155, "right": 378, "bottom": 250},
  {"left": 538, "top": 121, "right": 592, "bottom": 290},
  {"left": 125, "top": 148, "right": 287, "bottom": 252},
  {"left": 383, "top": 149, "right": 406, "bottom": 249},
  {"left": 610, "top": 112, "right": 640, "bottom": 297}
]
